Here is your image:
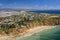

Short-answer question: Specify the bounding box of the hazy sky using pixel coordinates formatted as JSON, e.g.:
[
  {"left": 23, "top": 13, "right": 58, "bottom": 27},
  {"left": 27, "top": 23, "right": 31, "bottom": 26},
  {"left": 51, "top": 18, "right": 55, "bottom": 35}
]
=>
[{"left": 0, "top": 0, "right": 60, "bottom": 10}]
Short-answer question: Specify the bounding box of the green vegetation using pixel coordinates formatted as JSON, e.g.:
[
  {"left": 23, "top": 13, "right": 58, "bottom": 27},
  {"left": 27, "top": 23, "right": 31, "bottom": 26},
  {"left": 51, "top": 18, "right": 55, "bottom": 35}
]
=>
[{"left": 0, "top": 13, "right": 60, "bottom": 36}]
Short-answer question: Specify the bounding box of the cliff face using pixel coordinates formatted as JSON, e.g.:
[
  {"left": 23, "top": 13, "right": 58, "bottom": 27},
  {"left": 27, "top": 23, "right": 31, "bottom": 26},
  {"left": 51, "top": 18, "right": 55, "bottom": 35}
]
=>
[{"left": 0, "top": 13, "right": 60, "bottom": 37}]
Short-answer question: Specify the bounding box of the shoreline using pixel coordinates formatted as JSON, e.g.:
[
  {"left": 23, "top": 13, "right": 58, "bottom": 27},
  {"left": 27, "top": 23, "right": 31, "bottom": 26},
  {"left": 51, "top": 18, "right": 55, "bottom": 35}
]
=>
[
  {"left": 15, "top": 26, "right": 57, "bottom": 40},
  {"left": 0, "top": 25, "right": 58, "bottom": 40}
]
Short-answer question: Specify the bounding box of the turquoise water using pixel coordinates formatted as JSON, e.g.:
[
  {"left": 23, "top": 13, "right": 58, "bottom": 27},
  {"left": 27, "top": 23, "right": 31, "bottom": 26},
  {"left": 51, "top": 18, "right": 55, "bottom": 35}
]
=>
[{"left": 18, "top": 26, "right": 60, "bottom": 40}]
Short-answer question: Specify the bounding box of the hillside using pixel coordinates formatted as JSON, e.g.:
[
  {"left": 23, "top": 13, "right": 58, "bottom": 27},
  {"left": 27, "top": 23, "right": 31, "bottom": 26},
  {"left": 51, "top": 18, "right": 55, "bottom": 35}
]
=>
[{"left": 0, "top": 11, "right": 60, "bottom": 37}]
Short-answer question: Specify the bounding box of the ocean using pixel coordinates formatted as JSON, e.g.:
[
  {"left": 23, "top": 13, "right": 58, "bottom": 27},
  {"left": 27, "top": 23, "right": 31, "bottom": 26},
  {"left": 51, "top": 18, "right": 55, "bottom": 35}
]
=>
[
  {"left": 18, "top": 26, "right": 60, "bottom": 40},
  {"left": 30, "top": 10, "right": 60, "bottom": 14}
]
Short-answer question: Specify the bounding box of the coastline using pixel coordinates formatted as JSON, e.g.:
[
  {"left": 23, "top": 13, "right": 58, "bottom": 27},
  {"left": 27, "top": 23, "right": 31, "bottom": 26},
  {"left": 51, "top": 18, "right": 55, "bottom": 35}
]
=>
[
  {"left": 0, "top": 25, "right": 57, "bottom": 40},
  {"left": 15, "top": 26, "right": 57, "bottom": 40}
]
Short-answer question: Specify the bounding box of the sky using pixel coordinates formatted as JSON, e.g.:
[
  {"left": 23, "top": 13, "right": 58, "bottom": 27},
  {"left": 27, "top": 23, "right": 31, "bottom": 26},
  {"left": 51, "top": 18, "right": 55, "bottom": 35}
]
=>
[{"left": 0, "top": 0, "right": 60, "bottom": 10}]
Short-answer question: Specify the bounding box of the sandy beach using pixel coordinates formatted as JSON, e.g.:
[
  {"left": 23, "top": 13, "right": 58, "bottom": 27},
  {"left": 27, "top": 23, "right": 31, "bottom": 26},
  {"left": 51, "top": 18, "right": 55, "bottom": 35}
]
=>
[
  {"left": 15, "top": 26, "right": 57, "bottom": 40},
  {"left": 0, "top": 26, "right": 57, "bottom": 40}
]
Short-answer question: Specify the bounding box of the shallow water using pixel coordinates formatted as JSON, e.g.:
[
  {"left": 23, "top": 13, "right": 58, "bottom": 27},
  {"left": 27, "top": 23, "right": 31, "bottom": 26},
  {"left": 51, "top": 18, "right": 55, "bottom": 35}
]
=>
[{"left": 17, "top": 26, "right": 60, "bottom": 40}]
